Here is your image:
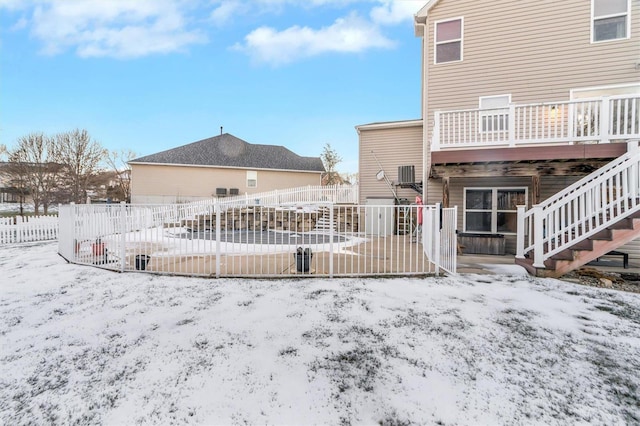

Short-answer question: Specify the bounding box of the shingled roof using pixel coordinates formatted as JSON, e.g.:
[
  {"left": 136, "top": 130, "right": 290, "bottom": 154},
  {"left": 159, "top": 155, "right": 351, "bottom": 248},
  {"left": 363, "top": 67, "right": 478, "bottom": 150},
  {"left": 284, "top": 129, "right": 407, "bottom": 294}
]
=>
[{"left": 130, "top": 134, "right": 325, "bottom": 173}]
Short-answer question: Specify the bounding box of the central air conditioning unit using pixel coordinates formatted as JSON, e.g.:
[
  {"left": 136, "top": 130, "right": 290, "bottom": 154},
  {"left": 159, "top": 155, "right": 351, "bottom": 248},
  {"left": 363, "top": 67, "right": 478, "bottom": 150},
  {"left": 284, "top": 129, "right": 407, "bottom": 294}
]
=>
[{"left": 398, "top": 165, "right": 415, "bottom": 185}]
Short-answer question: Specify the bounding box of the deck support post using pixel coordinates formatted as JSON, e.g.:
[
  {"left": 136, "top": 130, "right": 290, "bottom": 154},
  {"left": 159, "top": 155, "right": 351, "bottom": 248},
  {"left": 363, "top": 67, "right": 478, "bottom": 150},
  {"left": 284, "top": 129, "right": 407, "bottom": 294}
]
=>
[
  {"left": 532, "top": 174, "right": 540, "bottom": 205},
  {"left": 442, "top": 176, "right": 450, "bottom": 208}
]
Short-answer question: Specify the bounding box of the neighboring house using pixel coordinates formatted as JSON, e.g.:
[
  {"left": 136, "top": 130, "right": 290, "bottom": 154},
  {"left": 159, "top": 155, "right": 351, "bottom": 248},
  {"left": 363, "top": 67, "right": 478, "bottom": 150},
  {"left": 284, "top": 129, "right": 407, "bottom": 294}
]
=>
[
  {"left": 129, "top": 133, "right": 325, "bottom": 203},
  {"left": 0, "top": 162, "right": 19, "bottom": 203},
  {"left": 358, "top": 0, "right": 640, "bottom": 270}
]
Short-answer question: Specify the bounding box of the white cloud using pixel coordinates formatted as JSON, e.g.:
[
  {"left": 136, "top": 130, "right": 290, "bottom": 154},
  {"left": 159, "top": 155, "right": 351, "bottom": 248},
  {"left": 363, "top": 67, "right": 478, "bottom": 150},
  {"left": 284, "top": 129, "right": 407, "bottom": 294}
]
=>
[
  {"left": 235, "top": 12, "right": 394, "bottom": 66},
  {"left": 10, "top": 16, "right": 28, "bottom": 31},
  {"left": 0, "top": 0, "right": 25, "bottom": 10},
  {"left": 208, "top": 0, "right": 364, "bottom": 26},
  {"left": 6, "top": 0, "right": 206, "bottom": 58},
  {"left": 370, "top": 0, "right": 423, "bottom": 26},
  {"left": 209, "top": 1, "right": 247, "bottom": 26}
]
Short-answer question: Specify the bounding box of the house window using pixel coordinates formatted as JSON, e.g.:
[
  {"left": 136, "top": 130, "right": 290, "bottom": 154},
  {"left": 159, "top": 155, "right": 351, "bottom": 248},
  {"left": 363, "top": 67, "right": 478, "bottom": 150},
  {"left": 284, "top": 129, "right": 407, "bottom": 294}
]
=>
[
  {"left": 464, "top": 188, "right": 526, "bottom": 234},
  {"left": 435, "top": 18, "right": 462, "bottom": 63},
  {"left": 246, "top": 170, "right": 257, "bottom": 188},
  {"left": 479, "top": 95, "right": 511, "bottom": 132},
  {"left": 592, "top": 0, "right": 630, "bottom": 42}
]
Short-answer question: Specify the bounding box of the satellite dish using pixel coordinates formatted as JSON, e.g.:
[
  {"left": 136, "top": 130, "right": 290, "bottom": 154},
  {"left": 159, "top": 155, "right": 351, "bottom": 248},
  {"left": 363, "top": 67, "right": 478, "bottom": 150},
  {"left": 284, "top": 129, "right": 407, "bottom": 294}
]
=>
[{"left": 376, "top": 170, "right": 385, "bottom": 181}]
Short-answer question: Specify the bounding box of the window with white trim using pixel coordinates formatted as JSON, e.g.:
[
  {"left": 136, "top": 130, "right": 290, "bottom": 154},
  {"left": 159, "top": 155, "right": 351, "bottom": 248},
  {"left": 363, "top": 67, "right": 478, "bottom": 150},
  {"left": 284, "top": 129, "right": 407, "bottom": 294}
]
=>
[
  {"left": 246, "top": 170, "right": 257, "bottom": 188},
  {"left": 435, "top": 18, "right": 462, "bottom": 63},
  {"left": 479, "top": 94, "right": 511, "bottom": 132},
  {"left": 592, "top": 0, "right": 630, "bottom": 42},
  {"left": 464, "top": 187, "right": 527, "bottom": 233}
]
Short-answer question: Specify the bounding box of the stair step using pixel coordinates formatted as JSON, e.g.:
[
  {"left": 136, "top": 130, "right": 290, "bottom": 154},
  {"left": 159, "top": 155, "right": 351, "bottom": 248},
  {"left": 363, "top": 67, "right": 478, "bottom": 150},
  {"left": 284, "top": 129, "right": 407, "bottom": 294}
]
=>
[
  {"left": 588, "top": 229, "right": 613, "bottom": 241},
  {"left": 569, "top": 239, "right": 593, "bottom": 250},
  {"left": 551, "top": 249, "right": 574, "bottom": 261},
  {"left": 607, "top": 218, "right": 635, "bottom": 230}
]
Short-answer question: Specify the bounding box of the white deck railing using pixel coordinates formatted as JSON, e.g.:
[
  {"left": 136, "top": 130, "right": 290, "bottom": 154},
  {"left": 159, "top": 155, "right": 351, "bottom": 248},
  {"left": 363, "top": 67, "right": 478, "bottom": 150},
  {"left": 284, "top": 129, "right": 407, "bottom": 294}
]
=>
[
  {"left": 0, "top": 214, "right": 59, "bottom": 243},
  {"left": 516, "top": 140, "right": 640, "bottom": 268},
  {"left": 433, "top": 95, "right": 640, "bottom": 150},
  {"left": 218, "top": 184, "right": 359, "bottom": 207}
]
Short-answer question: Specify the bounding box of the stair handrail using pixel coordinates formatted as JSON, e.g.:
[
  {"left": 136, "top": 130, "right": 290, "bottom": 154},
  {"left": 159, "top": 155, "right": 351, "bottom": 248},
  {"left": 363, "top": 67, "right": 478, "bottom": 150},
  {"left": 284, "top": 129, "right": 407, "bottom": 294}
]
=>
[{"left": 517, "top": 140, "right": 640, "bottom": 268}]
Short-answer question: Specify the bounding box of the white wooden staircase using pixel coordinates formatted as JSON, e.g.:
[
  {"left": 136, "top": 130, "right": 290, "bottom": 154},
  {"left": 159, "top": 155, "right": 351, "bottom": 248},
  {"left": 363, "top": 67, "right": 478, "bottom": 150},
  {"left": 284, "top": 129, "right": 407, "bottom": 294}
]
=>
[
  {"left": 516, "top": 141, "right": 640, "bottom": 277},
  {"left": 313, "top": 206, "right": 336, "bottom": 232}
]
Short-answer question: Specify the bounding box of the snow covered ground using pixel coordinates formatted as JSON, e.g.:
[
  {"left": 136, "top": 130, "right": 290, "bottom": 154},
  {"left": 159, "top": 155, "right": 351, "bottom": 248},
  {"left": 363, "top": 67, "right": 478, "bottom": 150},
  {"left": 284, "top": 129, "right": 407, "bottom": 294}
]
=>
[{"left": 1, "top": 241, "right": 640, "bottom": 425}]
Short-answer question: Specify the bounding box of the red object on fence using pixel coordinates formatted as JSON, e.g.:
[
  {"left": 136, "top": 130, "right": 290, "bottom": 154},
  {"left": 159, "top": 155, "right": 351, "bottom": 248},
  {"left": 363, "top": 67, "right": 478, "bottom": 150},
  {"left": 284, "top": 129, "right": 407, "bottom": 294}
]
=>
[
  {"left": 92, "top": 239, "right": 105, "bottom": 256},
  {"left": 416, "top": 196, "right": 423, "bottom": 225}
]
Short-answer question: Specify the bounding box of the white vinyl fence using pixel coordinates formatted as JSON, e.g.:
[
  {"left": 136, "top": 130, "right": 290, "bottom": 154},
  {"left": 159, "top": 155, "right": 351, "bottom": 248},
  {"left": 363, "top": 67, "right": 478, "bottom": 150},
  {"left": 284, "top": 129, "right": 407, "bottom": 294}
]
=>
[
  {"left": 58, "top": 201, "right": 457, "bottom": 277},
  {"left": 218, "top": 184, "right": 359, "bottom": 207},
  {"left": 0, "top": 215, "right": 59, "bottom": 244}
]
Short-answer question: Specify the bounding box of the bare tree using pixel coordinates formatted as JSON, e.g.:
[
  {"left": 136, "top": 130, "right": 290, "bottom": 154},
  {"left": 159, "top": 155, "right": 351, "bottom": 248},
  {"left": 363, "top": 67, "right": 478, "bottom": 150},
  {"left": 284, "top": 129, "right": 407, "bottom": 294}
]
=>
[
  {"left": 320, "top": 143, "right": 343, "bottom": 186},
  {"left": 9, "top": 133, "right": 62, "bottom": 214},
  {"left": 4, "top": 152, "right": 30, "bottom": 215},
  {"left": 57, "top": 129, "right": 106, "bottom": 204},
  {"left": 105, "top": 149, "right": 135, "bottom": 202},
  {"left": 342, "top": 172, "right": 359, "bottom": 185}
]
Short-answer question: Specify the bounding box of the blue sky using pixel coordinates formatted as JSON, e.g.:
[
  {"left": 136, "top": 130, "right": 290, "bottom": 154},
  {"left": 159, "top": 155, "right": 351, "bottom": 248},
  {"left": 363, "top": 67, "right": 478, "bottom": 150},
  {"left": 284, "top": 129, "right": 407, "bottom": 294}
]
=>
[{"left": 0, "top": 0, "right": 425, "bottom": 174}]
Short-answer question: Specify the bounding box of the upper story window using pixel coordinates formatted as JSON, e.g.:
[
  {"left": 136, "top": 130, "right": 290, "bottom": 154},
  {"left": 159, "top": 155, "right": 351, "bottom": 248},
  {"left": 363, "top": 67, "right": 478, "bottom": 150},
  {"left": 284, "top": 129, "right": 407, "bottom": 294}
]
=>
[
  {"left": 246, "top": 170, "right": 257, "bottom": 188},
  {"left": 592, "top": 0, "right": 630, "bottom": 42},
  {"left": 435, "top": 18, "right": 463, "bottom": 64}
]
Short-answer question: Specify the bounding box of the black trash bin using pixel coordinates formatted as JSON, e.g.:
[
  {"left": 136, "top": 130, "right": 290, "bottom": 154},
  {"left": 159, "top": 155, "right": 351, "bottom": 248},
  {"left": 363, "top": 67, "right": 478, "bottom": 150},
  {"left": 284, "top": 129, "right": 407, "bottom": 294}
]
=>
[
  {"left": 135, "top": 254, "right": 150, "bottom": 271},
  {"left": 294, "top": 247, "right": 313, "bottom": 273}
]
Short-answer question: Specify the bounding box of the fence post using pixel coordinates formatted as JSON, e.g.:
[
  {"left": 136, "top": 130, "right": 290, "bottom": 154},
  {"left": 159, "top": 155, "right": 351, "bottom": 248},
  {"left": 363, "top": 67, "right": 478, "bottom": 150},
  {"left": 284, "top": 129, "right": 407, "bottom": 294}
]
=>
[
  {"left": 329, "top": 204, "right": 334, "bottom": 278},
  {"left": 434, "top": 203, "right": 441, "bottom": 276},
  {"left": 532, "top": 204, "right": 545, "bottom": 268},
  {"left": 515, "top": 205, "right": 525, "bottom": 259},
  {"left": 215, "top": 204, "right": 221, "bottom": 278},
  {"left": 629, "top": 140, "right": 639, "bottom": 202},
  {"left": 70, "top": 203, "right": 77, "bottom": 259},
  {"left": 120, "top": 202, "right": 126, "bottom": 272}
]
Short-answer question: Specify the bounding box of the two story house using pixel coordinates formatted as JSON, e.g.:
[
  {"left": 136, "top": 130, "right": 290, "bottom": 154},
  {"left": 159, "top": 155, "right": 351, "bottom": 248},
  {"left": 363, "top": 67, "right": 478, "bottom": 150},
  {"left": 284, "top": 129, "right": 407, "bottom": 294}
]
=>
[{"left": 358, "top": 0, "right": 640, "bottom": 275}]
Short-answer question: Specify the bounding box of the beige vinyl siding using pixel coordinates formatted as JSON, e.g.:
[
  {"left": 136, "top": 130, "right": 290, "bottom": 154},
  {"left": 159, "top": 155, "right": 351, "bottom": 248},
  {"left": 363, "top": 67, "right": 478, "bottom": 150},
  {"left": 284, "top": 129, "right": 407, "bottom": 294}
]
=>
[
  {"left": 423, "top": 0, "right": 640, "bottom": 170},
  {"left": 426, "top": 0, "right": 639, "bottom": 103},
  {"left": 424, "top": 179, "right": 444, "bottom": 206},
  {"left": 131, "top": 164, "right": 322, "bottom": 204},
  {"left": 358, "top": 123, "right": 423, "bottom": 204}
]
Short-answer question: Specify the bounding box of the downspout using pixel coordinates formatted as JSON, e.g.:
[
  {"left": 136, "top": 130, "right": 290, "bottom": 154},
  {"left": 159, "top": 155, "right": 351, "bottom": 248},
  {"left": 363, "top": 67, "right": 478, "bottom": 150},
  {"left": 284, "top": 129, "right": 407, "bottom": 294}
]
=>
[{"left": 417, "top": 21, "right": 429, "bottom": 204}]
